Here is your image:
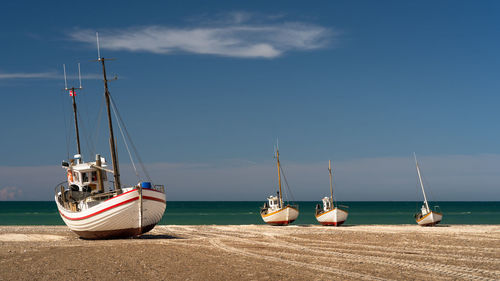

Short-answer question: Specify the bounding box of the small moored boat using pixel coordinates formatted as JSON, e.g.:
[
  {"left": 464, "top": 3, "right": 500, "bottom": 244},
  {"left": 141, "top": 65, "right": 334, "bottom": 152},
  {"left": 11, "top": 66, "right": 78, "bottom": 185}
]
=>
[
  {"left": 413, "top": 153, "right": 442, "bottom": 226},
  {"left": 315, "top": 160, "right": 348, "bottom": 226},
  {"left": 260, "top": 143, "right": 299, "bottom": 225}
]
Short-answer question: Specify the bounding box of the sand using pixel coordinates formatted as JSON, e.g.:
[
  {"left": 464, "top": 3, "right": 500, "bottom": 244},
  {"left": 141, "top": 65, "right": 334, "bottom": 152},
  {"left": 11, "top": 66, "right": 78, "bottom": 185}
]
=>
[{"left": 0, "top": 225, "right": 499, "bottom": 280}]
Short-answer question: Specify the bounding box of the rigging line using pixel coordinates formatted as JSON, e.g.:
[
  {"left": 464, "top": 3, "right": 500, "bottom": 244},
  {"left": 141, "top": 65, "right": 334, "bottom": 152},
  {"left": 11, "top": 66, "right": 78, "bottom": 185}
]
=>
[
  {"left": 79, "top": 87, "right": 93, "bottom": 156},
  {"left": 84, "top": 93, "right": 97, "bottom": 157},
  {"left": 109, "top": 96, "right": 140, "bottom": 180},
  {"left": 415, "top": 161, "right": 421, "bottom": 211},
  {"left": 76, "top": 110, "right": 95, "bottom": 159},
  {"left": 421, "top": 171, "right": 438, "bottom": 211},
  {"left": 109, "top": 94, "right": 152, "bottom": 183},
  {"left": 419, "top": 164, "right": 434, "bottom": 203},
  {"left": 92, "top": 94, "right": 105, "bottom": 155},
  {"left": 332, "top": 168, "right": 337, "bottom": 207},
  {"left": 279, "top": 164, "right": 296, "bottom": 203},
  {"left": 60, "top": 90, "right": 70, "bottom": 160},
  {"left": 278, "top": 161, "right": 290, "bottom": 204}
]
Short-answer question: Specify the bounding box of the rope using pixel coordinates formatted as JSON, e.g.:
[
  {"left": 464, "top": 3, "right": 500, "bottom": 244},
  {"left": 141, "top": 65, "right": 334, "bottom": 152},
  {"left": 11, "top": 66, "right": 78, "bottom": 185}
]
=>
[
  {"left": 332, "top": 168, "right": 337, "bottom": 207},
  {"left": 60, "top": 90, "right": 70, "bottom": 160},
  {"left": 109, "top": 94, "right": 152, "bottom": 183},
  {"left": 91, "top": 94, "right": 105, "bottom": 157},
  {"left": 109, "top": 96, "right": 140, "bottom": 180},
  {"left": 76, "top": 110, "right": 95, "bottom": 159},
  {"left": 279, "top": 164, "right": 296, "bottom": 204},
  {"left": 79, "top": 88, "right": 94, "bottom": 158}
]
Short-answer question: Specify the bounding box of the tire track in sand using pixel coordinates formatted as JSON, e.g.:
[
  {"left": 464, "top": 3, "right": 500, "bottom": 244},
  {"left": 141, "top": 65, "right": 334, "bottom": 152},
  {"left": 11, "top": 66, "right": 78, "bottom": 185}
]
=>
[
  {"left": 203, "top": 226, "right": 500, "bottom": 281},
  {"left": 209, "top": 238, "right": 394, "bottom": 281}
]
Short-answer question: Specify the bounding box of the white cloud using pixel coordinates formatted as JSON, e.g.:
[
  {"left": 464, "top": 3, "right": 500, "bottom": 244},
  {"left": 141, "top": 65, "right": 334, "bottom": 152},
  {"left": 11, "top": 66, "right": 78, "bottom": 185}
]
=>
[
  {"left": 0, "top": 71, "right": 101, "bottom": 80},
  {"left": 0, "top": 72, "right": 58, "bottom": 79},
  {"left": 68, "top": 14, "right": 335, "bottom": 58}
]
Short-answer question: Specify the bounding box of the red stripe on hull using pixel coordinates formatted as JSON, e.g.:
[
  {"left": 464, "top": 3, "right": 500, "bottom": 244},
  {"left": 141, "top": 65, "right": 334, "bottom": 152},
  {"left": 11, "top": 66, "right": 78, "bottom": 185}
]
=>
[
  {"left": 265, "top": 220, "right": 296, "bottom": 226},
  {"left": 320, "top": 220, "right": 345, "bottom": 226},
  {"left": 60, "top": 197, "right": 139, "bottom": 221}
]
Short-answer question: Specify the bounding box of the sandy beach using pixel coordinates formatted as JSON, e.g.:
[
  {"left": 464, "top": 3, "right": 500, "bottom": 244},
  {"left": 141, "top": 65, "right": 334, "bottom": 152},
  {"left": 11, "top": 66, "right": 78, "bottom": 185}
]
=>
[{"left": 0, "top": 225, "right": 499, "bottom": 280}]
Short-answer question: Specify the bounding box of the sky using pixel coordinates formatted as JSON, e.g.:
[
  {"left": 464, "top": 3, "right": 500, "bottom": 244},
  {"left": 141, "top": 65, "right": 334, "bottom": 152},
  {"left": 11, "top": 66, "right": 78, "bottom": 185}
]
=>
[{"left": 0, "top": 0, "right": 499, "bottom": 201}]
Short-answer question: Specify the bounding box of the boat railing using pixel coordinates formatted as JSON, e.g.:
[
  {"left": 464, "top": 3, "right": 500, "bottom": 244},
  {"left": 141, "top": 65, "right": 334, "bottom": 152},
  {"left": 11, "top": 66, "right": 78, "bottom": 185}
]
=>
[
  {"left": 54, "top": 181, "right": 68, "bottom": 203},
  {"left": 153, "top": 184, "right": 165, "bottom": 193},
  {"left": 54, "top": 181, "right": 119, "bottom": 204}
]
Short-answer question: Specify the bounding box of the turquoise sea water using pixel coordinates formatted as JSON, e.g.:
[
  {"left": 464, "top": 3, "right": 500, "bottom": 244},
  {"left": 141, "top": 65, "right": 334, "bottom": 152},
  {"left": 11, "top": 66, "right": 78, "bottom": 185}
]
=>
[{"left": 1, "top": 201, "right": 499, "bottom": 225}]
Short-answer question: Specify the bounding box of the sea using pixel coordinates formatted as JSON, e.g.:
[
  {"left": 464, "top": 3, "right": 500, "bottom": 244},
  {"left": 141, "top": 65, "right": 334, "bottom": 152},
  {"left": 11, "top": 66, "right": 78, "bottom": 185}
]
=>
[{"left": 1, "top": 201, "right": 499, "bottom": 225}]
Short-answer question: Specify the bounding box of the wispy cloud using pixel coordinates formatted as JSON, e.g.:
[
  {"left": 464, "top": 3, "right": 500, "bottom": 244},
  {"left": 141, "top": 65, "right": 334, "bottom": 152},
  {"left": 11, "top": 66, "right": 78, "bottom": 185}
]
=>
[
  {"left": 0, "top": 72, "right": 58, "bottom": 79},
  {"left": 0, "top": 71, "right": 101, "bottom": 80},
  {"left": 69, "top": 13, "right": 335, "bottom": 58}
]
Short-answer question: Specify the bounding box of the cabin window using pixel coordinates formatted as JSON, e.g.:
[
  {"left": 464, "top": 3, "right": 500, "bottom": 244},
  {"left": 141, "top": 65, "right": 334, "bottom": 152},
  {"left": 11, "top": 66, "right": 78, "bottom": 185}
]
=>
[
  {"left": 82, "top": 172, "right": 89, "bottom": 183},
  {"left": 74, "top": 172, "right": 80, "bottom": 182},
  {"left": 91, "top": 171, "right": 97, "bottom": 182}
]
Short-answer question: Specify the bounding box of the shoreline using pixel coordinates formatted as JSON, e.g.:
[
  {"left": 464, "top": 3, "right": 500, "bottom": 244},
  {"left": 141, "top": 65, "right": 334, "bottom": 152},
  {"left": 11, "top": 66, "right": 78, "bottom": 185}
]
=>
[{"left": 1, "top": 225, "right": 499, "bottom": 280}]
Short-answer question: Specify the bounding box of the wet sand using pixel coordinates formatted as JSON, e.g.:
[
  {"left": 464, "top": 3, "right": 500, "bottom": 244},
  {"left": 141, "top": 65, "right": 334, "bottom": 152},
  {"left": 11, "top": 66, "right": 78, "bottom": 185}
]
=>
[{"left": 0, "top": 225, "right": 499, "bottom": 280}]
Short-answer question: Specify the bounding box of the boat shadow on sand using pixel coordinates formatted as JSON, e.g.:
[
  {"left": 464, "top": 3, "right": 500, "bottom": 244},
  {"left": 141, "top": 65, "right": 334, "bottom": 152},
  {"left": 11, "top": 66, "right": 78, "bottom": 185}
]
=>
[
  {"left": 290, "top": 224, "right": 356, "bottom": 227},
  {"left": 135, "top": 234, "right": 185, "bottom": 240},
  {"left": 292, "top": 224, "right": 450, "bottom": 227},
  {"left": 78, "top": 234, "right": 184, "bottom": 240}
]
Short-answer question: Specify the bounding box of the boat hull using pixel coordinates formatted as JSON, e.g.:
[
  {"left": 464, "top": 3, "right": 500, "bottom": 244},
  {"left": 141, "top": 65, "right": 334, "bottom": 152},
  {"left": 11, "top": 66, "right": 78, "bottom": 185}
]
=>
[
  {"left": 56, "top": 188, "right": 166, "bottom": 239},
  {"left": 315, "top": 208, "right": 348, "bottom": 226},
  {"left": 416, "top": 211, "right": 442, "bottom": 226},
  {"left": 261, "top": 206, "right": 299, "bottom": 225}
]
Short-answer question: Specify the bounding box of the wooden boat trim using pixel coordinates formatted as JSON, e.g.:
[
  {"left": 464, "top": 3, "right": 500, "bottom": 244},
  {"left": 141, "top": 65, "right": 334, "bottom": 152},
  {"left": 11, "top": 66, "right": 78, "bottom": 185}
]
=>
[
  {"left": 315, "top": 207, "right": 348, "bottom": 218},
  {"left": 416, "top": 211, "right": 442, "bottom": 223},
  {"left": 262, "top": 206, "right": 296, "bottom": 218}
]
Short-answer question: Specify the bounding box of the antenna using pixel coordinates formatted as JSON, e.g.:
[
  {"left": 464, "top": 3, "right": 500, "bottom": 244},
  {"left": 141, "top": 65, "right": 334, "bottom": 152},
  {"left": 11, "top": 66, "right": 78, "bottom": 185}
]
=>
[
  {"left": 63, "top": 64, "right": 68, "bottom": 90},
  {"left": 78, "top": 63, "right": 82, "bottom": 89},
  {"left": 62, "top": 63, "right": 84, "bottom": 93},
  {"left": 96, "top": 32, "right": 101, "bottom": 60}
]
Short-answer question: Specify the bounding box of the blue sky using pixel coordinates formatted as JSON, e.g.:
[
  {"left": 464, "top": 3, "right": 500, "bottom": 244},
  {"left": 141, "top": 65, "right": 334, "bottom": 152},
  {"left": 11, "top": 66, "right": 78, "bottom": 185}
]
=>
[{"left": 1, "top": 1, "right": 500, "bottom": 201}]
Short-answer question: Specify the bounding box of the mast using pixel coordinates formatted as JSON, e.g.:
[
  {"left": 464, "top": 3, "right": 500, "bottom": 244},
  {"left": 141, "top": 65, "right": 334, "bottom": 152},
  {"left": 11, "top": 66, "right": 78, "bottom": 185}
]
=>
[
  {"left": 63, "top": 64, "right": 83, "bottom": 157},
  {"left": 70, "top": 87, "right": 81, "bottom": 155},
  {"left": 414, "top": 153, "right": 429, "bottom": 212},
  {"left": 329, "top": 160, "right": 333, "bottom": 201},
  {"left": 99, "top": 57, "right": 121, "bottom": 192},
  {"left": 276, "top": 147, "right": 283, "bottom": 208}
]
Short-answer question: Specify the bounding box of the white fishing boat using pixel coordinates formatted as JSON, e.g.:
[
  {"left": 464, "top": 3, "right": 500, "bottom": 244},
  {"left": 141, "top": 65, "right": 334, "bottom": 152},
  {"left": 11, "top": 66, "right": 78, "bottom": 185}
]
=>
[
  {"left": 315, "top": 160, "right": 348, "bottom": 226},
  {"left": 54, "top": 37, "right": 166, "bottom": 239},
  {"left": 413, "top": 153, "right": 442, "bottom": 226},
  {"left": 260, "top": 144, "right": 299, "bottom": 225}
]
